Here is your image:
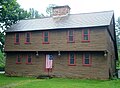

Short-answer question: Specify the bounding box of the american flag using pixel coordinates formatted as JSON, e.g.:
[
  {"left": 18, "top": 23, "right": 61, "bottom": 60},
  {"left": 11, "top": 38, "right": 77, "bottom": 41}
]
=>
[{"left": 46, "top": 55, "right": 53, "bottom": 69}]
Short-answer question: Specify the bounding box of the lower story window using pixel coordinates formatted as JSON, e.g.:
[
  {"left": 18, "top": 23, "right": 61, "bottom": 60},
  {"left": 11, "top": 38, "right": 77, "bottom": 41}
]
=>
[
  {"left": 82, "top": 53, "right": 92, "bottom": 66},
  {"left": 16, "top": 55, "right": 21, "bottom": 64},
  {"left": 26, "top": 55, "right": 32, "bottom": 64},
  {"left": 68, "top": 52, "right": 76, "bottom": 66}
]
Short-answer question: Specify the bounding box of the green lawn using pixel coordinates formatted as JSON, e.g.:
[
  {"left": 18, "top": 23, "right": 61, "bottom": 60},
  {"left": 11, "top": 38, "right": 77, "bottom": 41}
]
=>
[{"left": 0, "top": 74, "right": 120, "bottom": 88}]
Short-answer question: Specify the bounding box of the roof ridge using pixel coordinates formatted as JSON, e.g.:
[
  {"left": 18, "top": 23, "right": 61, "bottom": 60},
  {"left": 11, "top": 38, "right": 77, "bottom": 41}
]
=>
[{"left": 70, "top": 10, "right": 114, "bottom": 15}]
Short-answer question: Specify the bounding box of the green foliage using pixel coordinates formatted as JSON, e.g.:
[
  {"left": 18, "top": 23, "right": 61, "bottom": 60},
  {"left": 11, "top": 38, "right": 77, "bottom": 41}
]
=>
[
  {"left": 0, "top": 50, "right": 5, "bottom": 68},
  {"left": 0, "top": 74, "right": 120, "bottom": 88},
  {"left": 28, "top": 8, "right": 45, "bottom": 19},
  {"left": 46, "top": 4, "right": 56, "bottom": 16},
  {"left": 116, "top": 17, "right": 120, "bottom": 69},
  {"left": 116, "top": 17, "right": 120, "bottom": 48},
  {"left": 0, "top": 31, "right": 4, "bottom": 52},
  {"left": 0, "top": 0, "right": 30, "bottom": 51}
]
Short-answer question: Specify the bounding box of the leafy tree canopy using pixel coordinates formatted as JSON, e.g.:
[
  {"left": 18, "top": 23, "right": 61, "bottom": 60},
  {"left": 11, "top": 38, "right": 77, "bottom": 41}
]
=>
[{"left": 116, "top": 17, "right": 120, "bottom": 48}]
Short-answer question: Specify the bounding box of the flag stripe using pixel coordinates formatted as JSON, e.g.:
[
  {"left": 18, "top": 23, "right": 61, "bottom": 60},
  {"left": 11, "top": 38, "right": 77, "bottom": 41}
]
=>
[{"left": 46, "top": 55, "right": 53, "bottom": 69}]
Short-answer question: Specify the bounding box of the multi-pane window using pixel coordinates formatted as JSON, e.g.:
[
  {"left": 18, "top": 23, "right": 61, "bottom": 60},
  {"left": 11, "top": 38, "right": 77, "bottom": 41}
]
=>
[
  {"left": 16, "top": 55, "right": 21, "bottom": 64},
  {"left": 82, "top": 29, "right": 90, "bottom": 42},
  {"left": 25, "top": 32, "right": 31, "bottom": 43},
  {"left": 83, "top": 53, "right": 91, "bottom": 66},
  {"left": 14, "top": 33, "right": 20, "bottom": 44},
  {"left": 69, "top": 52, "right": 76, "bottom": 65},
  {"left": 43, "top": 31, "right": 49, "bottom": 44},
  {"left": 26, "top": 55, "right": 32, "bottom": 64},
  {"left": 68, "top": 30, "right": 74, "bottom": 42}
]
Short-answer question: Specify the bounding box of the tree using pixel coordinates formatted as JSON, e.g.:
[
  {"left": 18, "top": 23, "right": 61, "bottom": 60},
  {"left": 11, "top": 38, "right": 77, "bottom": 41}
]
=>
[
  {"left": 28, "top": 8, "right": 45, "bottom": 19},
  {"left": 116, "top": 17, "right": 120, "bottom": 48},
  {"left": 115, "top": 17, "right": 120, "bottom": 69},
  {"left": 0, "top": 0, "right": 30, "bottom": 51},
  {"left": 35, "top": 10, "right": 39, "bottom": 18},
  {"left": 46, "top": 4, "right": 56, "bottom": 16}
]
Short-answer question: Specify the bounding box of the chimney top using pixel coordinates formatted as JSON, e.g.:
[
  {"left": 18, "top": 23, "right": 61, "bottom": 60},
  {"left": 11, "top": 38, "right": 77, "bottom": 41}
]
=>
[{"left": 52, "top": 5, "right": 71, "bottom": 17}]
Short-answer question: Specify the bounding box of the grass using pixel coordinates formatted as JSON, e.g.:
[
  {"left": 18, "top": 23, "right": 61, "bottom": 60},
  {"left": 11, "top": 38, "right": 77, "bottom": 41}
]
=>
[{"left": 0, "top": 74, "right": 120, "bottom": 88}]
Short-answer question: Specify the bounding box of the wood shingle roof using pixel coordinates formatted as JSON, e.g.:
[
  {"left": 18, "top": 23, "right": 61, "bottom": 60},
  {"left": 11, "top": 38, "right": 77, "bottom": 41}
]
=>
[{"left": 6, "top": 10, "right": 114, "bottom": 32}]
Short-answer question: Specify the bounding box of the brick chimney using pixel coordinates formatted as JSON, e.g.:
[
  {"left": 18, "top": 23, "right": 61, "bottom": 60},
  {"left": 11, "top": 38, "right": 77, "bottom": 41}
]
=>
[{"left": 52, "top": 5, "right": 70, "bottom": 17}]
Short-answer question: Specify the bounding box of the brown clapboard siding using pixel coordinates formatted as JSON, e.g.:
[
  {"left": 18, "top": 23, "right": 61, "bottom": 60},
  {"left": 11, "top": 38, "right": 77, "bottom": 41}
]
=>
[
  {"left": 4, "top": 27, "right": 107, "bottom": 51},
  {"left": 5, "top": 51, "right": 109, "bottom": 79}
]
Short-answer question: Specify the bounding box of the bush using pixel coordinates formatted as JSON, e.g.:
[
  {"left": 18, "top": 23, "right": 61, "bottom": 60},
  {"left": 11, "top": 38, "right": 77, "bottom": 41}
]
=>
[{"left": 0, "top": 50, "right": 5, "bottom": 68}]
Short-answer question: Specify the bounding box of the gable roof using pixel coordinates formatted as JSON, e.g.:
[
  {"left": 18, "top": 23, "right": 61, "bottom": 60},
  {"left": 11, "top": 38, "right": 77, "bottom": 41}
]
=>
[{"left": 6, "top": 10, "right": 114, "bottom": 32}]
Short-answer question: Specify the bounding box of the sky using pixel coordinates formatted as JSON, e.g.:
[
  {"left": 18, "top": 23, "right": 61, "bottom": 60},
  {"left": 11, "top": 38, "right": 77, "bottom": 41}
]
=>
[{"left": 17, "top": 0, "right": 120, "bottom": 19}]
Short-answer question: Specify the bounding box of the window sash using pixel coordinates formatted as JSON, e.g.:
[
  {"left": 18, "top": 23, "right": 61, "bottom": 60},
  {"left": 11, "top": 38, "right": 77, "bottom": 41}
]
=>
[
  {"left": 69, "top": 36, "right": 73, "bottom": 42},
  {"left": 68, "top": 30, "right": 74, "bottom": 42},
  {"left": 44, "top": 37, "right": 48, "bottom": 42},
  {"left": 15, "top": 33, "right": 20, "bottom": 43},
  {"left": 82, "top": 29, "right": 90, "bottom": 41},
  {"left": 43, "top": 32, "right": 49, "bottom": 43},
  {"left": 28, "top": 57, "right": 31, "bottom": 63},
  {"left": 25, "top": 33, "right": 31, "bottom": 43},
  {"left": 16, "top": 55, "right": 21, "bottom": 64},
  {"left": 69, "top": 52, "right": 75, "bottom": 65},
  {"left": 26, "top": 55, "right": 32, "bottom": 64},
  {"left": 83, "top": 53, "right": 91, "bottom": 65}
]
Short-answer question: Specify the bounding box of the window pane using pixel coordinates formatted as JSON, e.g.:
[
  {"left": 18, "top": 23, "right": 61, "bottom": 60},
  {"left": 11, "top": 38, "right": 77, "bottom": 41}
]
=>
[
  {"left": 17, "top": 56, "right": 21, "bottom": 62},
  {"left": 85, "top": 59, "right": 89, "bottom": 64},
  {"left": 26, "top": 33, "right": 30, "bottom": 43},
  {"left": 84, "top": 35, "right": 88, "bottom": 40},
  {"left": 26, "top": 33, "right": 30, "bottom": 38},
  {"left": 16, "top": 34, "right": 19, "bottom": 43},
  {"left": 70, "top": 59, "right": 74, "bottom": 64},
  {"left": 69, "top": 30, "right": 73, "bottom": 36},
  {"left": 44, "top": 37, "right": 48, "bottom": 42},
  {"left": 16, "top": 34, "right": 19, "bottom": 38},
  {"left": 84, "top": 29, "right": 88, "bottom": 34},
  {"left": 85, "top": 53, "right": 89, "bottom": 59},
  {"left": 69, "top": 36, "right": 73, "bottom": 41},
  {"left": 28, "top": 56, "right": 31, "bottom": 63},
  {"left": 16, "top": 38, "right": 19, "bottom": 43},
  {"left": 44, "top": 32, "right": 48, "bottom": 37},
  {"left": 70, "top": 53, "right": 74, "bottom": 59},
  {"left": 70, "top": 53, "right": 74, "bottom": 64},
  {"left": 84, "top": 53, "right": 90, "bottom": 64},
  {"left": 26, "top": 38, "right": 30, "bottom": 42}
]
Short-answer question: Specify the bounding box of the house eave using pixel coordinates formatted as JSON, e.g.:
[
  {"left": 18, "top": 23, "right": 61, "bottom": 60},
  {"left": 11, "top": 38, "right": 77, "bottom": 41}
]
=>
[{"left": 5, "top": 25, "right": 109, "bottom": 33}]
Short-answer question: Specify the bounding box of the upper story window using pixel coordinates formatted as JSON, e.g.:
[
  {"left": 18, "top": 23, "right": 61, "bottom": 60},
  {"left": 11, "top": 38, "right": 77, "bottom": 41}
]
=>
[
  {"left": 16, "top": 55, "right": 21, "bottom": 64},
  {"left": 82, "top": 53, "right": 92, "bottom": 66},
  {"left": 43, "top": 31, "right": 49, "bottom": 44},
  {"left": 14, "top": 33, "right": 20, "bottom": 44},
  {"left": 67, "top": 30, "right": 74, "bottom": 43},
  {"left": 25, "top": 32, "right": 31, "bottom": 44},
  {"left": 26, "top": 55, "right": 32, "bottom": 64},
  {"left": 82, "top": 29, "right": 90, "bottom": 42},
  {"left": 68, "top": 52, "right": 76, "bottom": 66}
]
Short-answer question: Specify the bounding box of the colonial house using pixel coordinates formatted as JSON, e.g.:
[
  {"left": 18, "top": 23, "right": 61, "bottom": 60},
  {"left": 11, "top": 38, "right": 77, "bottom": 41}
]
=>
[{"left": 5, "top": 5, "right": 118, "bottom": 79}]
